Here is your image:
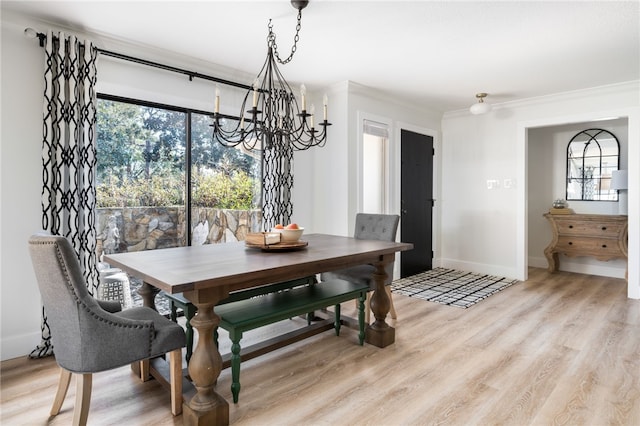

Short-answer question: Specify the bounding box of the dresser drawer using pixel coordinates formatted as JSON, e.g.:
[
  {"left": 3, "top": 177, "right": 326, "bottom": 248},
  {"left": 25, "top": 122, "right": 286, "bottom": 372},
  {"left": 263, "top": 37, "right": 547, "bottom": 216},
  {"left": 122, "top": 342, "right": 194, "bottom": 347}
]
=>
[
  {"left": 555, "top": 236, "right": 625, "bottom": 259},
  {"left": 555, "top": 220, "right": 625, "bottom": 237}
]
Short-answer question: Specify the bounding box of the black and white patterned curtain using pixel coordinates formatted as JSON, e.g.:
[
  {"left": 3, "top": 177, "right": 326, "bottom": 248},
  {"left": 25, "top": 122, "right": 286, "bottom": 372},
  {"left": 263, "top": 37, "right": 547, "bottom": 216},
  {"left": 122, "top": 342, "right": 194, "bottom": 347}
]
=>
[
  {"left": 262, "top": 139, "right": 294, "bottom": 231},
  {"left": 30, "top": 31, "right": 99, "bottom": 359}
]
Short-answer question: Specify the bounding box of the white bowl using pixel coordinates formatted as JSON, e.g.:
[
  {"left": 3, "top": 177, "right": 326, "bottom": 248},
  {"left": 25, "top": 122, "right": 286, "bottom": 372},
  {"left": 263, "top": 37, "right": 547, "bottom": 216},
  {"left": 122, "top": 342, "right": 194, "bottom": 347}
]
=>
[{"left": 272, "top": 227, "right": 304, "bottom": 242}]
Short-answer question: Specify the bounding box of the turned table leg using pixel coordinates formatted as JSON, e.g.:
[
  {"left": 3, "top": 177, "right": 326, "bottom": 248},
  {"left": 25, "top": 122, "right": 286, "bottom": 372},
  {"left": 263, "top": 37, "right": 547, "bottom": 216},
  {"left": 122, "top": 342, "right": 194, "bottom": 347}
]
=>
[
  {"left": 365, "top": 253, "right": 395, "bottom": 348},
  {"left": 182, "top": 287, "right": 230, "bottom": 426},
  {"left": 138, "top": 281, "right": 160, "bottom": 311}
]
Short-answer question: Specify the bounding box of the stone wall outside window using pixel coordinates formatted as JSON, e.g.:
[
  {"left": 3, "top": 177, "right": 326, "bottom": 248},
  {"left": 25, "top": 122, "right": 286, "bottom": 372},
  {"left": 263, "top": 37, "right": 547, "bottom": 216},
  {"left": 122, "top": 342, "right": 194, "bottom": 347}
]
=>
[{"left": 96, "top": 207, "right": 262, "bottom": 260}]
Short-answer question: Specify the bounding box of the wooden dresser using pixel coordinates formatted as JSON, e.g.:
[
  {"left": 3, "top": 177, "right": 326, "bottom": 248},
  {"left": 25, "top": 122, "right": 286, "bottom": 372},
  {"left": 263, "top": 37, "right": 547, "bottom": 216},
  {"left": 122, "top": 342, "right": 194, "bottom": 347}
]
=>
[{"left": 543, "top": 213, "right": 628, "bottom": 279}]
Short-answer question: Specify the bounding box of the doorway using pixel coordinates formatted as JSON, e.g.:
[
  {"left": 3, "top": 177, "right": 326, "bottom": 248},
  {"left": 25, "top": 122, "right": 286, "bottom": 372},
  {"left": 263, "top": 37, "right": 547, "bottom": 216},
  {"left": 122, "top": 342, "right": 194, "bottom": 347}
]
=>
[{"left": 400, "top": 129, "right": 434, "bottom": 277}]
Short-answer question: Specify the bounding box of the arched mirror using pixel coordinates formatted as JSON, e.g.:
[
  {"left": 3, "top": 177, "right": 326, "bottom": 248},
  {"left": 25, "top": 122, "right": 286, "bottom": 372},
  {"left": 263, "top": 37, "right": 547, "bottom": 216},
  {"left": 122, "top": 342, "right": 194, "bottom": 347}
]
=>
[{"left": 566, "top": 128, "right": 619, "bottom": 201}]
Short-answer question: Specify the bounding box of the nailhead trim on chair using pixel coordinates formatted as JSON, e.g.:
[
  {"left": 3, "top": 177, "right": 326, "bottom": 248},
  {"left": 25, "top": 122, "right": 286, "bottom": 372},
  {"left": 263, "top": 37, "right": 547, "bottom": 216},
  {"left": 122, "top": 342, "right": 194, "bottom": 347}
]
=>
[{"left": 42, "top": 239, "right": 155, "bottom": 357}]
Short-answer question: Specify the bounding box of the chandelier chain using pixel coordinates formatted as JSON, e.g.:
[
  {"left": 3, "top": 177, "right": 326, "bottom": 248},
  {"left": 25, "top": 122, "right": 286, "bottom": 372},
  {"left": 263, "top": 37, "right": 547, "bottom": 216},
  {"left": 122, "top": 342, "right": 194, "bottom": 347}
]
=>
[{"left": 267, "top": 8, "right": 303, "bottom": 65}]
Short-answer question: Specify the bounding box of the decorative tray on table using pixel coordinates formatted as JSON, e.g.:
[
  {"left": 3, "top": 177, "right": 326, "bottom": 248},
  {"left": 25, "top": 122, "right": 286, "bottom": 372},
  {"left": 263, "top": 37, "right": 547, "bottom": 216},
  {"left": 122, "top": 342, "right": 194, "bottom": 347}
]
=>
[{"left": 244, "top": 232, "right": 308, "bottom": 251}]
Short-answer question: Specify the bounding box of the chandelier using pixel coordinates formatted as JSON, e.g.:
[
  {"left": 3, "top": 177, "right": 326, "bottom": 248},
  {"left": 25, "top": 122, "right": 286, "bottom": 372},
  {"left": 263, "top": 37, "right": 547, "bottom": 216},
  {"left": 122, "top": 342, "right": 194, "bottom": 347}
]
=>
[{"left": 211, "top": 0, "right": 330, "bottom": 151}]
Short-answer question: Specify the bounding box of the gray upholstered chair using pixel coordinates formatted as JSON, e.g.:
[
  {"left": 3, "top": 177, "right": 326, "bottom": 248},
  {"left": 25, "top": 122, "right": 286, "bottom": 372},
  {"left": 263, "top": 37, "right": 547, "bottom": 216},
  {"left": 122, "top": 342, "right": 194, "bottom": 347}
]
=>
[
  {"left": 28, "top": 232, "right": 186, "bottom": 425},
  {"left": 320, "top": 213, "right": 400, "bottom": 323}
]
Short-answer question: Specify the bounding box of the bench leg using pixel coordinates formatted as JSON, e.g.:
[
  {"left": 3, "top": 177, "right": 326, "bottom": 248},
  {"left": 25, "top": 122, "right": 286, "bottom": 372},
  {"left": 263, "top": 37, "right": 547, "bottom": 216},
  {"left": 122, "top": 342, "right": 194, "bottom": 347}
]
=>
[
  {"left": 358, "top": 292, "right": 366, "bottom": 345},
  {"left": 184, "top": 304, "right": 197, "bottom": 364},
  {"left": 169, "top": 300, "right": 178, "bottom": 323},
  {"left": 168, "top": 298, "right": 197, "bottom": 365},
  {"left": 334, "top": 304, "right": 341, "bottom": 336},
  {"left": 229, "top": 330, "right": 243, "bottom": 403}
]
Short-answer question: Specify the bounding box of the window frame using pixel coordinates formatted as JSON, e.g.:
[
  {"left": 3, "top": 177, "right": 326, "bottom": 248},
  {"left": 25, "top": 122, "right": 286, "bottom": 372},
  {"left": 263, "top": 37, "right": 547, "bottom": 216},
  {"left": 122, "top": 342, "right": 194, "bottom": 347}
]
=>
[
  {"left": 96, "top": 93, "right": 262, "bottom": 245},
  {"left": 565, "top": 128, "right": 620, "bottom": 202}
]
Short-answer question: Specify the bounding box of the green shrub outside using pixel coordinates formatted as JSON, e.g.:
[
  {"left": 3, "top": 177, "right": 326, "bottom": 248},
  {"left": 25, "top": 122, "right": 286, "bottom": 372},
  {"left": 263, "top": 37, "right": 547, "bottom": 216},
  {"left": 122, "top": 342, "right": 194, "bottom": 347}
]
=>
[
  {"left": 97, "top": 170, "right": 257, "bottom": 209},
  {"left": 192, "top": 170, "right": 257, "bottom": 209}
]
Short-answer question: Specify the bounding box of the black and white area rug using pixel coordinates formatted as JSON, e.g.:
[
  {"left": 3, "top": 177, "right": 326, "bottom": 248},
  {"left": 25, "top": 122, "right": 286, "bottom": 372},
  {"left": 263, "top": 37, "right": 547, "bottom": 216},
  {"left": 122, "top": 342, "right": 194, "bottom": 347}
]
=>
[{"left": 391, "top": 268, "right": 519, "bottom": 309}]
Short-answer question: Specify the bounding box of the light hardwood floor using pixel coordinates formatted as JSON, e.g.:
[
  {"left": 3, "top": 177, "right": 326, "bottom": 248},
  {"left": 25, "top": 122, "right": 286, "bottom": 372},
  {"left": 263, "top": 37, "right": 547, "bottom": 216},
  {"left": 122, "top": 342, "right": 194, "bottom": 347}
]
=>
[{"left": 2, "top": 267, "right": 639, "bottom": 425}]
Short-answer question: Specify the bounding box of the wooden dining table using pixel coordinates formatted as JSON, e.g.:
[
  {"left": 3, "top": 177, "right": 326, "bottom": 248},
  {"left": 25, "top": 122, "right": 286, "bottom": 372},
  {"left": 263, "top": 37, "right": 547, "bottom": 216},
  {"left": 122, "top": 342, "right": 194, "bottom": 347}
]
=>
[{"left": 105, "top": 233, "right": 413, "bottom": 425}]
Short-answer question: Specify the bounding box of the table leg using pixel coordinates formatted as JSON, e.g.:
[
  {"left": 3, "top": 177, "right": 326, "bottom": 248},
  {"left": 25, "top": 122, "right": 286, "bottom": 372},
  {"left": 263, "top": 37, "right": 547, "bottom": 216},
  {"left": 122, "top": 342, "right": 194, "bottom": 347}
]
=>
[
  {"left": 182, "top": 287, "right": 230, "bottom": 426},
  {"left": 365, "top": 253, "right": 395, "bottom": 348},
  {"left": 138, "top": 281, "right": 160, "bottom": 311}
]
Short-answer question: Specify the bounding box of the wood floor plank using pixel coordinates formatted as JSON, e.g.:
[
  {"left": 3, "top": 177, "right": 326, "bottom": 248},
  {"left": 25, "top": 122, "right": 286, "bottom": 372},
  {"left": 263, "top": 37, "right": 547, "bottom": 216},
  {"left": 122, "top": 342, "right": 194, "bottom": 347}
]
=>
[{"left": 2, "top": 268, "right": 638, "bottom": 425}]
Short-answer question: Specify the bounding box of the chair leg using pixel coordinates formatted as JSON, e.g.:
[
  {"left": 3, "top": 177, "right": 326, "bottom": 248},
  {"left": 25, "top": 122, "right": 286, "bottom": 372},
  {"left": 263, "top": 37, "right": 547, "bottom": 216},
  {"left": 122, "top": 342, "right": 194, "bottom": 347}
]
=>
[
  {"left": 73, "top": 373, "right": 92, "bottom": 426},
  {"left": 386, "top": 285, "right": 397, "bottom": 320},
  {"left": 169, "top": 348, "right": 183, "bottom": 415},
  {"left": 357, "top": 292, "right": 366, "bottom": 345},
  {"left": 140, "top": 359, "right": 150, "bottom": 381},
  {"left": 50, "top": 368, "right": 72, "bottom": 416},
  {"left": 334, "top": 303, "right": 341, "bottom": 336}
]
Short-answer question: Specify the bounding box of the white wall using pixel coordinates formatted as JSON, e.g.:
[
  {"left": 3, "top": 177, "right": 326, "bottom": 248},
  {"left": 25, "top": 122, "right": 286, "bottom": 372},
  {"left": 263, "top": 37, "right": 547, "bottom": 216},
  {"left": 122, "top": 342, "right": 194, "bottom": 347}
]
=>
[
  {"left": 442, "top": 83, "right": 639, "bottom": 299},
  {"left": 528, "top": 119, "right": 628, "bottom": 278},
  {"left": 440, "top": 110, "right": 521, "bottom": 277},
  {"left": 1, "top": 13, "right": 46, "bottom": 362}
]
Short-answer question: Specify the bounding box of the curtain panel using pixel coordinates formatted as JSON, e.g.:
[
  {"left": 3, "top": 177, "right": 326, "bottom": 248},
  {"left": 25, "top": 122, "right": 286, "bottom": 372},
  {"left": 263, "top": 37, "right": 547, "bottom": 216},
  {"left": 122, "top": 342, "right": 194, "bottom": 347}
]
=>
[
  {"left": 262, "top": 142, "right": 294, "bottom": 231},
  {"left": 30, "top": 31, "right": 99, "bottom": 358}
]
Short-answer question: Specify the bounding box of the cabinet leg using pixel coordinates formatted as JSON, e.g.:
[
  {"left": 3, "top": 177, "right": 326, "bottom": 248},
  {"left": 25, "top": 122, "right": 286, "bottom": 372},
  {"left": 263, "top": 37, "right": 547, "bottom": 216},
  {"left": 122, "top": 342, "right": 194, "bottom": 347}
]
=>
[{"left": 544, "top": 248, "right": 559, "bottom": 272}]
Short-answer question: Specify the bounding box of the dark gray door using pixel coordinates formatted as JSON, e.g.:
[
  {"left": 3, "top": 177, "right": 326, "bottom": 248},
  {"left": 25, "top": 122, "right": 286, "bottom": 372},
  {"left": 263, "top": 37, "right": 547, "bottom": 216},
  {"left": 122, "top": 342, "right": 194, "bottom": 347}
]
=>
[{"left": 400, "top": 129, "right": 433, "bottom": 277}]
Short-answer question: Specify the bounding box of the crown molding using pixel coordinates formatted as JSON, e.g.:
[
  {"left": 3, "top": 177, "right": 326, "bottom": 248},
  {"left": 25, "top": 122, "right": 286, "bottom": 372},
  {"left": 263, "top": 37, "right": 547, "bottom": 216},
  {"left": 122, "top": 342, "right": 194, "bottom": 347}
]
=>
[{"left": 443, "top": 80, "right": 640, "bottom": 119}]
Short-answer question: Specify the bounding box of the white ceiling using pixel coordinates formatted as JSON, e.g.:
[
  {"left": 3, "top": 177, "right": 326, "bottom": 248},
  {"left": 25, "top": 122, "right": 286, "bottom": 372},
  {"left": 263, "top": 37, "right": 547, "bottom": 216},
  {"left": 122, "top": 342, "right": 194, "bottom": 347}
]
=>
[{"left": 4, "top": 1, "right": 639, "bottom": 113}]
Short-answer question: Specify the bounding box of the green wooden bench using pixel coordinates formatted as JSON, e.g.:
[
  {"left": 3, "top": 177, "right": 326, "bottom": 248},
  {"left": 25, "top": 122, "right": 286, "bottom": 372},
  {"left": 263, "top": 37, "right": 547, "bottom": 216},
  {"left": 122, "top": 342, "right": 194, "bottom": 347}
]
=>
[
  {"left": 215, "top": 279, "right": 369, "bottom": 403},
  {"left": 164, "top": 276, "right": 317, "bottom": 363}
]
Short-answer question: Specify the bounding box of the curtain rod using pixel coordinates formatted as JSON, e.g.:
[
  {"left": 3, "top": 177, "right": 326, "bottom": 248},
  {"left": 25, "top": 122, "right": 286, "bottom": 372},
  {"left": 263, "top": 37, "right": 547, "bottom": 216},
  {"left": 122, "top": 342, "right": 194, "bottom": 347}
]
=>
[{"left": 27, "top": 29, "right": 253, "bottom": 91}]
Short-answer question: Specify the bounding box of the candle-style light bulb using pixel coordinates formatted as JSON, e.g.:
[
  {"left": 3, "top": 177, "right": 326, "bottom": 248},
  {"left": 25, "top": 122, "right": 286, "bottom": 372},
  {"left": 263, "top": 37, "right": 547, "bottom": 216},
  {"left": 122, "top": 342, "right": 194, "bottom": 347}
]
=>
[
  {"left": 300, "top": 84, "right": 307, "bottom": 111},
  {"left": 214, "top": 86, "right": 220, "bottom": 114},
  {"left": 309, "top": 104, "right": 315, "bottom": 129},
  {"left": 323, "top": 94, "right": 328, "bottom": 120},
  {"left": 252, "top": 78, "right": 259, "bottom": 108}
]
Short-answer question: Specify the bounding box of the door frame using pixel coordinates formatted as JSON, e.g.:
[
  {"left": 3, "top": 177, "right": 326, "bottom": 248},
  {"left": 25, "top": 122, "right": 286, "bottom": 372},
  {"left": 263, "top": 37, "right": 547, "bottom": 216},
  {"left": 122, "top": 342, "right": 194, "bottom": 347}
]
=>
[
  {"left": 517, "top": 106, "right": 639, "bottom": 298},
  {"left": 395, "top": 122, "right": 441, "bottom": 272}
]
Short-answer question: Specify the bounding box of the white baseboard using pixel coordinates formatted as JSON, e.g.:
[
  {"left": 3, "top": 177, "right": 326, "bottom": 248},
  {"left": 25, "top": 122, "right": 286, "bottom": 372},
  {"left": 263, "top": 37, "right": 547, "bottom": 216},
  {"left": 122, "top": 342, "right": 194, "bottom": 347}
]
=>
[
  {"left": 528, "top": 255, "right": 626, "bottom": 279},
  {"left": 437, "top": 258, "right": 519, "bottom": 281},
  {"left": 436, "top": 256, "right": 626, "bottom": 281},
  {"left": 1, "top": 331, "right": 42, "bottom": 362}
]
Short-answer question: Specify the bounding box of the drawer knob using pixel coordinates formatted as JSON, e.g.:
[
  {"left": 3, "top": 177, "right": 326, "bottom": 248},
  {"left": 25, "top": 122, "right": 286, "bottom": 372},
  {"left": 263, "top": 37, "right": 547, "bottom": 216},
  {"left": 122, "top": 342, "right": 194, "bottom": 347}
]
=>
[
  {"left": 569, "top": 225, "right": 574, "bottom": 229},
  {"left": 568, "top": 241, "right": 573, "bottom": 245},
  {"left": 602, "top": 226, "right": 607, "bottom": 230},
  {"left": 602, "top": 244, "right": 607, "bottom": 248}
]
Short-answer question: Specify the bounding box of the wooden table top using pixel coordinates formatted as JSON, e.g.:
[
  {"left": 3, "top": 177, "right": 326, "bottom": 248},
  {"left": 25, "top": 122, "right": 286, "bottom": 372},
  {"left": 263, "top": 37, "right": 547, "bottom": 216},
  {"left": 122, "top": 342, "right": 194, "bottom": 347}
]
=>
[{"left": 104, "top": 233, "right": 413, "bottom": 294}]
